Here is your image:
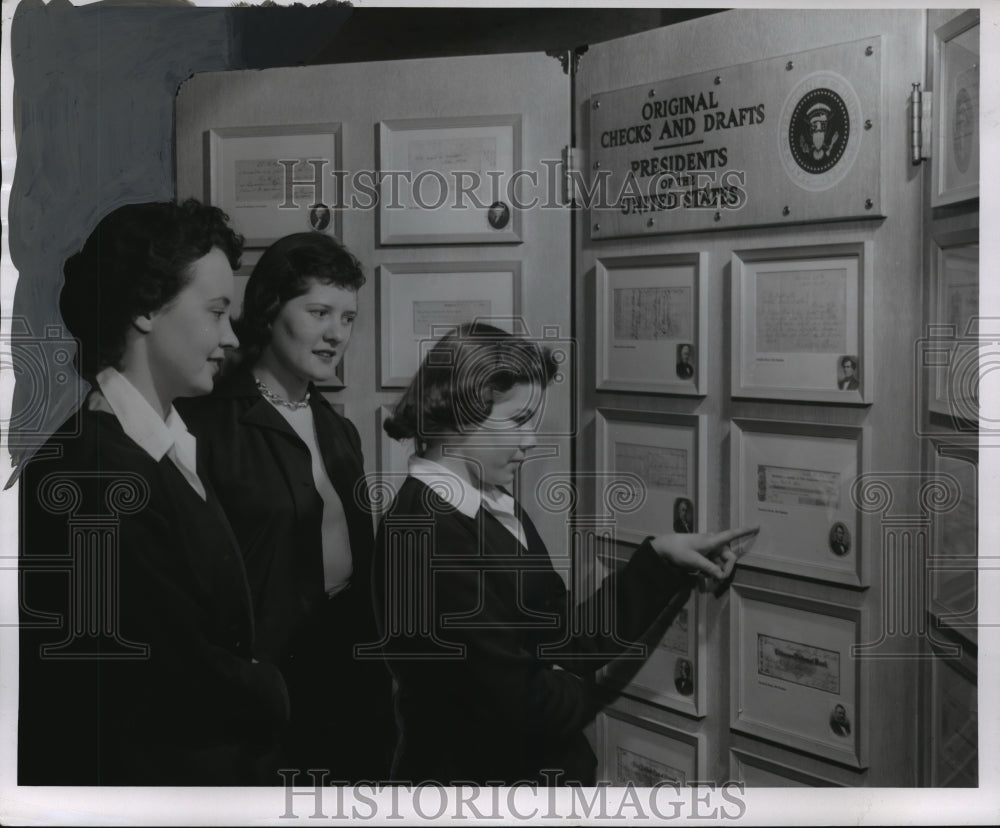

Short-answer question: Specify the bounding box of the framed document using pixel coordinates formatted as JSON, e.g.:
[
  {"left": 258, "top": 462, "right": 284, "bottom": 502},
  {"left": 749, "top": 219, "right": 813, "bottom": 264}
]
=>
[
  {"left": 377, "top": 261, "right": 521, "bottom": 388},
  {"left": 728, "top": 748, "right": 845, "bottom": 787},
  {"left": 927, "top": 639, "right": 977, "bottom": 786},
  {"left": 932, "top": 10, "right": 979, "bottom": 206},
  {"left": 595, "top": 253, "right": 708, "bottom": 395},
  {"left": 731, "top": 242, "right": 873, "bottom": 404},
  {"left": 377, "top": 115, "right": 522, "bottom": 245},
  {"left": 599, "top": 590, "right": 705, "bottom": 717},
  {"left": 730, "top": 418, "right": 868, "bottom": 587},
  {"left": 208, "top": 124, "right": 342, "bottom": 247},
  {"left": 730, "top": 585, "right": 867, "bottom": 769},
  {"left": 928, "top": 441, "right": 977, "bottom": 647},
  {"left": 598, "top": 702, "right": 705, "bottom": 786},
  {"left": 927, "top": 225, "right": 979, "bottom": 423},
  {"left": 594, "top": 409, "right": 705, "bottom": 546}
]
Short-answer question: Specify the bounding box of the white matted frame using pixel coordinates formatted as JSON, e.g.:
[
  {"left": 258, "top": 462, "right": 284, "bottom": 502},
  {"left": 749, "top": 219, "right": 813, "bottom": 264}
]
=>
[
  {"left": 728, "top": 748, "right": 845, "bottom": 787},
  {"left": 730, "top": 418, "right": 869, "bottom": 587},
  {"left": 932, "top": 10, "right": 979, "bottom": 207},
  {"left": 928, "top": 441, "right": 978, "bottom": 647},
  {"left": 927, "top": 637, "right": 978, "bottom": 786},
  {"left": 377, "top": 261, "right": 522, "bottom": 388},
  {"left": 208, "top": 124, "right": 342, "bottom": 247},
  {"left": 730, "top": 585, "right": 868, "bottom": 769},
  {"left": 599, "top": 590, "right": 706, "bottom": 718},
  {"left": 377, "top": 115, "right": 523, "bottom": 245},
  {"left": 595, "top": 253, "right": 708, "bottom": 395},
  {"left": 927, "top": 224, "right": 979, "bottom": 421},
  {"left": 594, "top": 408, "right": 706, "bottom": 546},
  {"left": 598, "top": 702, "right": 706, "bottom": 786},
  {"left": 731, "top": 242, "right": 873, "bottom": 404}
]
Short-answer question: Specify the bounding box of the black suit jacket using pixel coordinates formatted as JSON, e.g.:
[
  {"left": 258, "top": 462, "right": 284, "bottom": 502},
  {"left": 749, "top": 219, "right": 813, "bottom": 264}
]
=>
[
  {"left": 181, "top": 369, "right": 377, "bottom": 661},
  {"left": 180, "top": 368, "right": 393, "bottom": 778},
  {"left": 18, "top": 404, "right": 289, "bottom": 785},
  {"left": 373, "top": 476, "right": 694, "bottom": 785}
]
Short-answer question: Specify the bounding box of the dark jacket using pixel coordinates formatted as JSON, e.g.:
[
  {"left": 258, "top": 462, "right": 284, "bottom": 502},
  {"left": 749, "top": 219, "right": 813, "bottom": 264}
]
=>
[
  {"left": 373, "top": 476, "right": 695, "bottom": 785},
  {"left": 179, "top": 367, "right": 393, "bottom": 779},
  {"left": 18, "top": 404, "right": 289, "bottom": 786}
]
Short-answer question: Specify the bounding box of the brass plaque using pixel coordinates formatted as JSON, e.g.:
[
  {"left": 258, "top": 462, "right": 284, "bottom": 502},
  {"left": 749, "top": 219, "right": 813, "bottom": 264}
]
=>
[{"left": 588, "top": 37, "right": 883, "bottom": 239}]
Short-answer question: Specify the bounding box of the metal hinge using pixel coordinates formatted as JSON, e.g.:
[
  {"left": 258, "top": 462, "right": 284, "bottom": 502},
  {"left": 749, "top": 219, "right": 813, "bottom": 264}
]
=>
[
  {"left": 911, "top": 82, "right": 933, "bottom": 164},
  {"left": 562, "top": 145, "right": 577, "bottom": 206}
]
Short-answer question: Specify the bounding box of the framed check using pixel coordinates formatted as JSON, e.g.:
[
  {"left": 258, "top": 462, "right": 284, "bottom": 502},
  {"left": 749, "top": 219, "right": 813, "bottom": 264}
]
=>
[
  {"left": 595, "top": 409, "right": 706, "bottom": 545},
  {"left": 731, "top": 585, "right": 867, "bottom": 769},
  {"left": 208, "top": 123, "right": 342, "bottom": 247},
  {"left": 377, "top": 261, "right": 521, "bottom": 387},
  {"left": 595, "top": 252, "right": 708, "bottom": 395},
  {"left": 927, "top": 441, "right": 977, "bottom": 647},
  {"left": 599, "top": 590, "right": 705, "bottom": 717},
  {"left": 598, "top": 701, "right": 705, "bottom": 786},
  {"left": 377, "top": 114, "right": 522, "bottom": 244},
  {"left": 927, "top": 223, "right": 979, "bottom": 423},
  {"left": 931, "top": 10, "right": 979, "bottom": 207},
  {"left": 927, "top": 638, "right": 977, "bottom": 786},
  {"left": 732, "top": 242, "right": 873, "bottom": 404},
  {"left": 730, "top": 418, "right": 868, "bottom": 587}
]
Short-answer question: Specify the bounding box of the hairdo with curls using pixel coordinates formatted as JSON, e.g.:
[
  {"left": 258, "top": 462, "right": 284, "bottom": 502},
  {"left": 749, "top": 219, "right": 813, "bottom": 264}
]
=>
[
  {"left": 60, "top": 199, "right": 243, "bottom": 378},
  {"left": 383, "top": 322, "right": 558, "bottom": 448},
  {"left": 237, "top": 232, "right": 366, "bottom": 365}
]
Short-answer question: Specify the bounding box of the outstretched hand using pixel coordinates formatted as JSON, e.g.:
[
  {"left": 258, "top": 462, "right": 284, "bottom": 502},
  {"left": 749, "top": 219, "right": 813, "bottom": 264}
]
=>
[{"left": 650, "top": 526, "right": 760, "bottom": 581}]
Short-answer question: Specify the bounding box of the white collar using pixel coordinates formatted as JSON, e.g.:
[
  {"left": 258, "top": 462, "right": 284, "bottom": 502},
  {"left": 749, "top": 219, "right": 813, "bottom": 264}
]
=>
[
  {"left": 407, "top": 455, "right": 482, "bottom": 518},
  {"left": 92, "top": 367, "right": 194, "bottom": 462},
  {"left": 407, "top": 454, "right": 521, "bottom": 525}
]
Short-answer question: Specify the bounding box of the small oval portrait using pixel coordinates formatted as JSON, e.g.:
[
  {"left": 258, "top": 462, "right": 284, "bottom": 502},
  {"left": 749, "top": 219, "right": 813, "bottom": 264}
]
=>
[
  {"left": 837, "top": 354, "right": 859, "bottom": 391},
  {"left": 675, "top": 343, "right": 695, "bottom": 379},
  {"left": 828, "top": 521, "right": 851, "bottom": 557},
  {"left": 309, "top": 203, "right": 332, "bottom": 232},
  {"left": 673, "top": 497, "right": 694, "bottom": 534},
  {"left": 487, "top": 201, "right": 510, "bottom": 230},
  {"left": 829, "top": 703, "right": 851, "bottom": 737},
  {"left": 674, "top": 658, "right": 694, "bottom": 696}
]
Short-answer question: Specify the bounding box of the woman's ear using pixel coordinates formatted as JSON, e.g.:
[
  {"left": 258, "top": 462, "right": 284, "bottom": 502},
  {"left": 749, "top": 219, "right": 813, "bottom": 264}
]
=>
[{"left": 132, "top": 314, "right": 154, "bottom": 334}]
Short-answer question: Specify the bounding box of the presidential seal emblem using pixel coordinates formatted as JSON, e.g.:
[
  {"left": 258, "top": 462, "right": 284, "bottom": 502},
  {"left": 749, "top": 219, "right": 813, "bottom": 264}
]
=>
[
  {"left": 788, "top": 88, "right": 849, "bottom": 174},
  {"left": 778, "top": 70, "right": 865, "bottom": 193}
]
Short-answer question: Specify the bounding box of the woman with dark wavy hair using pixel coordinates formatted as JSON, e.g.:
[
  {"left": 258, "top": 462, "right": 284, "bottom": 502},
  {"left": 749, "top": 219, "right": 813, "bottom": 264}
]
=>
[
  {"left": 19, "top": 199, "right": 289, "bottom": 785},
  {"left": 181, "top": 231, "right": 393, "bottom": 782},
  {"left": 375, "top": 322, "right": 757, "bottom": 785}
]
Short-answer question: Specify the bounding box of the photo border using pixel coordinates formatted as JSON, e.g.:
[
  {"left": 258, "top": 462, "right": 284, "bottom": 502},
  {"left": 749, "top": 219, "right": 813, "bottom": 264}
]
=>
[
  {"left": 594, "top": 408, "right": 707, "bottom": 547},
  {"left": 731, "top": 242, "right": 873, "bottom": 404},
  {"left": 730, "top": 584, "right": 868, "bottom": 769},
  {"left": 594, "top": 252, "right": 708, "bottom": 395},
  {"left": 376, "top": 260, "right": 522, "bottom": 388},
  {"left": 207, "top": 123, "right": 343, "bottom": 247},
  {"left": 377, "top": 114, "right": 523, "bottom": 245},
  {"left": 730, "top": 418, "right": 869, "bottom": 587}
]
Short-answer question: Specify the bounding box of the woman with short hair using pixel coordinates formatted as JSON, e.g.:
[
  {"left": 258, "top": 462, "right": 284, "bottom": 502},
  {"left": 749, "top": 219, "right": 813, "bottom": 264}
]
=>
[
  {"left": 181, "top": 231, "right": 394, "bottom": 782},
  {"left": 19, "top": 199, "right": 289, "bottom": 785},
  {"left": 375, "top": 322, "right": 757, "bottom": 784}
]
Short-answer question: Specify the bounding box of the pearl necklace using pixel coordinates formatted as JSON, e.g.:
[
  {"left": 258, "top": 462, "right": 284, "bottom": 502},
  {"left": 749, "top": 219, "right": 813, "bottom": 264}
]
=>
[{"left": 254, "top": 377, "right": 310, "bottom": 411}]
